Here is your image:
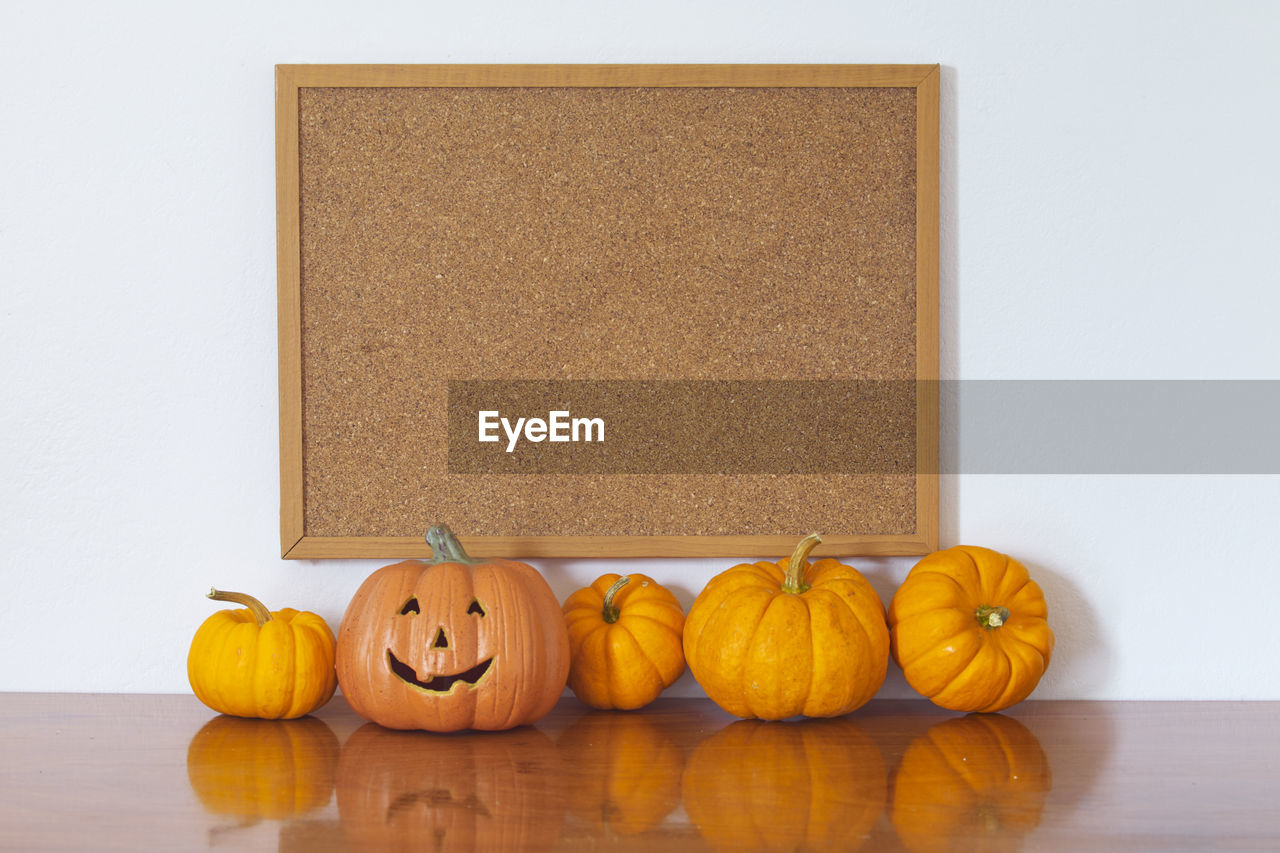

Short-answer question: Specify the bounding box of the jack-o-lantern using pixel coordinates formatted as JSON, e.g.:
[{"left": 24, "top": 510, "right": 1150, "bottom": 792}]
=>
[
  {"left": 336, "top": 722, "right": 567, "bottom": 852},
  {"left": 336, "top": 524, "right": 570, "bottom": 732},
  {"left": 891, "top": 714, "right": 1052, "bottom": 852},
  {"left": 683, "top": 717, "right": 887, "bottom": 850},
  {"left": 557, "top": 711, "right": 685, "bottom": 837},
  {"left": 186, "top": 715, "right": 340, "bottom": 821}
]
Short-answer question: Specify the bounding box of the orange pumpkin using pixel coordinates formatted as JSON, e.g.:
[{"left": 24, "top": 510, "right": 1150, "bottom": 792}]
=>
[
  {"left": 889, "top": 546, "right": 1054, "bottom": 713},
  {"left": 557, "top": 711, "right": 684, "bottom": 836},
  {"left": 683, "top": 717, "right": 886, "bottom": 850},
  {"left": 336, "top": 524, "right": 570, "bottom": 732},
  {"left": 891, "top": 714, "right": 1052, "bottom": 851},
  {"left": 562, "top": 574, "right": 685, "bottom": 710},
  {"left": 186, "top": 715, "right": 339, "bottom": 821},
  {"left": 682, "top": 534, "right": 889, "bottom": 719},
  {"left": 187, "top": 589, "right": 337, "bottom": 719},
  {"left": 336, "top": 722, "right": 567, "bottom": 852}
]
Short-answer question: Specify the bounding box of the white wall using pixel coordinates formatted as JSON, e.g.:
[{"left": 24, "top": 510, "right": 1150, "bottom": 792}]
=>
[{"left": 2, "top": 1, "right": 1277, "bottom": 699}]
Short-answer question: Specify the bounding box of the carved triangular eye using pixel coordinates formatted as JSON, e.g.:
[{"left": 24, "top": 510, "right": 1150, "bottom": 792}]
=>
[
  {"left": 467, "top": 599, "right": 485, "bottom": 617},
  {"left": 399, "top": 597, "right": 420, "bottom": 615}
]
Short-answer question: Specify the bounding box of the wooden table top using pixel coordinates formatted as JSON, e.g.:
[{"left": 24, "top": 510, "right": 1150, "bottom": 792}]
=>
[{"left": 0, "top": 693, "right": 1276, "bottom": 851}]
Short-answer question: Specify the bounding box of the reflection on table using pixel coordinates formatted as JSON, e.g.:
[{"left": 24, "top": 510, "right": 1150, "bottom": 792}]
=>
[
  {"left": 890, "top": 714, "right": 1051, "bottom": 851},
  {"left": 5, "top": 694, "right": 1279, "bottom": 850},
  {"left": 182, "top": 698, "right": 1060, "bottom": 851}
]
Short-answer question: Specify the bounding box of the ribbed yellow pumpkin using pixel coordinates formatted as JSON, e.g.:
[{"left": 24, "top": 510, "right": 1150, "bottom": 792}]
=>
[
  {"left": 888, "top": 546, "right": 1054, "bottom": 713},
  {"left": 682, "top": 534, "right": 890, "bottom": 720},
  {"left": 562, "top": 574, "right": 686, "bottom": 711},
  {"left": 188, "top": 589, "right": 337, "bottom": 719}
]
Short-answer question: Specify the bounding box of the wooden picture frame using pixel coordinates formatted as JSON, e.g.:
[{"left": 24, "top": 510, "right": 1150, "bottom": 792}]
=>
[{"left": 277, "top": 64, "right": 939, "bottom": 560}]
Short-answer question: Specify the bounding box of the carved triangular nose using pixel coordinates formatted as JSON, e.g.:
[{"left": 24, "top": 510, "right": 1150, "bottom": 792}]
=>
[{"left": 432, "top": 627, "right": 449, "bottom": 649}]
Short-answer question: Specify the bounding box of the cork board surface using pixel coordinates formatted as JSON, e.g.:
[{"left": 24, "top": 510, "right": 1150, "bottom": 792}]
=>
[{"left": 282, "top": 66, "right": 938, "bottom": 557}]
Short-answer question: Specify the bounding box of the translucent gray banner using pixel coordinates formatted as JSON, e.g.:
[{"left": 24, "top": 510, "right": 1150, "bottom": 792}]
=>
[
  {"left": 947, "top": 380, "right": 1280, "bottom": 474},
  {"left": 446, "top": 380, "right": 1280, "bottom": 474}
]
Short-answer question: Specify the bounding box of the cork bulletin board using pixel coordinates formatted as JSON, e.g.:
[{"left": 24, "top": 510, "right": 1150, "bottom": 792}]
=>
[{"left": 277, "top": 64, "right": 939, "bottom": 560}]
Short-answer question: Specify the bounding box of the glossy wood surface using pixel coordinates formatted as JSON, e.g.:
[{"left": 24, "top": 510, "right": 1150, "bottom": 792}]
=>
[{"left": 1, "top": 694, "right": 1276, "bottom": 850}]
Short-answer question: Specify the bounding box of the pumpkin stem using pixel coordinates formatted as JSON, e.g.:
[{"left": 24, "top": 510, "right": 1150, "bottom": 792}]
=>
[
  {"left": 781, "top": 534, "right": 823, "bottom": 594},
  {"left": 602, "top": 576, "right": 631, "bottom": 623},
  {"left": 425, "top": 524, "right": 478, "bottom": 565},
  {"left": 207, "top": 588, "right": 272, "bottom": 627},
  {"left": 975, "top": 604, "right": 1010, "bottom": 630}
]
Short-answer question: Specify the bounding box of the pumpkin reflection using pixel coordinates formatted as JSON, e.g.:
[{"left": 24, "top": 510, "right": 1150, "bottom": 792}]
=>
[
  {"left": 186, "top": 715, "right": 339, "bottom": 821},
  {"left": 891, "top": 714, "right": 1052, "bottom": 852},
  {"left": 336, "top": 723, "right": 566, "bottom": 852},
  {"left": 278, "top": 819, "right": 346, "bottom": 853},
  {"left": 557, "top": 711, "right": 684, "bottom": 836},
  {"left": 683, "top": 717, "right": 887, "bottom": 850}
]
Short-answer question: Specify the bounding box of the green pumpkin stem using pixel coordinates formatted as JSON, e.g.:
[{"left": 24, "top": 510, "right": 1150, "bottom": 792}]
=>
[
  {"left": 602, "top": 576, "right": 631, "bottom": 623},
  {"left": 781, "top": 534, "right": 823, "bottom": 595},
  {"left": 208, "top": 588, "right": 272, "bottom": 627},
  {"left": 425, "top": 523, "right": 479, "bottom": 565},
  {"left": 975, "top": 604, "right": 1011, "bottom": 630}
]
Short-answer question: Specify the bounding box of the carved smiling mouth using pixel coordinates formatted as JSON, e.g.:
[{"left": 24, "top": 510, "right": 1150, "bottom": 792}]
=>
[{"left": 388, "top": 650, "right": 494, "bottom": 693}]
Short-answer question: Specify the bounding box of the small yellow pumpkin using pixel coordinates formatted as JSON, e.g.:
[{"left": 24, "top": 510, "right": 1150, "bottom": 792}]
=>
[
  {"left": 188, "top": 588, "right": 337, "bottom": 719},
  {"left": 682, "top": 534, "right": 890, "bottom": 720},
  {"left": 562, "top": 574, "right": 686, "bottom": 710},
  {"left": 888, "top": 546, "right": 1054, "bottom": 712}
]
